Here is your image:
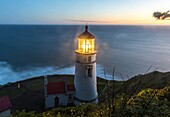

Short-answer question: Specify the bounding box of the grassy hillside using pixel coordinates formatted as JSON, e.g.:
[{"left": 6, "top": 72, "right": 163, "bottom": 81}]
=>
[
  {"left": 117, "top": 71, "right": 170, "bottom": 95},
  {"left": 0, "top": 71, "right": 170, "bottom": 116}
]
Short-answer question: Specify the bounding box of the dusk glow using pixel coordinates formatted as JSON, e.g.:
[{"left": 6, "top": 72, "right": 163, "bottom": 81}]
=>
[{"left": 0, "top": 0, "right": 170, "bottom": 25}]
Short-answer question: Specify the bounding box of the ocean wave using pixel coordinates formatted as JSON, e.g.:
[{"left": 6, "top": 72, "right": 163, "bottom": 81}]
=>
[{"left": 0, "top": 61, "right": 117, "bottom": 85}]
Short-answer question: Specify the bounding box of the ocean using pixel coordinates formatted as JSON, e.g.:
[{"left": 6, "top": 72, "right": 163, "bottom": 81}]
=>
[{"left": 0, "top": 25, "right": 170, "bottom": 85}]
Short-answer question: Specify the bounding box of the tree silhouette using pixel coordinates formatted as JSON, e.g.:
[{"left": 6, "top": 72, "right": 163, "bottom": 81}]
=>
[{"left": 153, "top": 11, "right": 170, "bottom": 20}]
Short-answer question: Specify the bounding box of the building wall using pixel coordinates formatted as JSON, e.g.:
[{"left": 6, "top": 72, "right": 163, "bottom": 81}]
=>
[
  {"left": 45, "top": 94, "right": 68, "bottom": 109},
  {"left": 0, "top": 109, "right": 11, "bottom": 117}
]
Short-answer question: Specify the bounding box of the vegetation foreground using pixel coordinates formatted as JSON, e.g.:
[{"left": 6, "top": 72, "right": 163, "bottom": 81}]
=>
[
  {"left": 11, "top": 87, "right": 170, "bottom": 117},
  {"left": 0, "top": 71, "right": 170, "bottom": 117}
]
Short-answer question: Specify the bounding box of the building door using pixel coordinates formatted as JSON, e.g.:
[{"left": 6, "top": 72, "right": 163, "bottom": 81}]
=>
[{"left": 55, "top": 96, "right": 59, "bottom": 107}]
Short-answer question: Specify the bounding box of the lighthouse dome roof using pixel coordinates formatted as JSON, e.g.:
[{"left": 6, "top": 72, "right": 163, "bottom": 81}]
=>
[{"left": 78, "top": 25, "right": 95, "bottom": 39}]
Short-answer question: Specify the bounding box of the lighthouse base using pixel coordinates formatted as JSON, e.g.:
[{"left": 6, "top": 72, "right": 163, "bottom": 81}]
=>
[{"left": 74, "top": 96, "right": 98, "bottom": 105}]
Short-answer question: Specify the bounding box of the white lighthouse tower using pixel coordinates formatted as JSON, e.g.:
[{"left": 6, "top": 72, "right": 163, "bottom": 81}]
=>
[{"left": 74, "top": 25, "right": 98, "bottom": 105}]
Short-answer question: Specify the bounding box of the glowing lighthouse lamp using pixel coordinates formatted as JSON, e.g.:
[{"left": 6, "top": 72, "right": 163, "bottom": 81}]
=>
[{"left": 74, "top": 25, "right": 98, "bottom": 105}]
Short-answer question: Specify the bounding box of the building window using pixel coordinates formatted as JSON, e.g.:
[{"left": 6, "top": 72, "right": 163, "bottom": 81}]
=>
[
  {"left": 68, "top": 94, "right": 73, "bottom": 99},
  {"left": 86, "top": 65, "right": 93, "bottom": 77}
]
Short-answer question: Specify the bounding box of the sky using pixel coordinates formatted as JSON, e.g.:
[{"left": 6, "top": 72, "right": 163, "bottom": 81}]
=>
[{"left": 0, "top": 0, "right": 170, "bottom": 25}]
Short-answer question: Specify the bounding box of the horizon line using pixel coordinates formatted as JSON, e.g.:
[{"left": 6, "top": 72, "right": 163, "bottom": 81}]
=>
[{"left": 0, "top": 23, "right": 170, "bottom": 26}]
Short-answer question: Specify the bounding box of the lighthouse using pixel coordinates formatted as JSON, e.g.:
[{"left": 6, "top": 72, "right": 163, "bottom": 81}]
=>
[{"left": 74, "top": 25, "right": 98, "bottom": 105}]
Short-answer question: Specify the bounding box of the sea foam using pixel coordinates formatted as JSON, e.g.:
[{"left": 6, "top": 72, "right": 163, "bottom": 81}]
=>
[{"left": 0, "top": 61, "right": 116, "bottom": 85}]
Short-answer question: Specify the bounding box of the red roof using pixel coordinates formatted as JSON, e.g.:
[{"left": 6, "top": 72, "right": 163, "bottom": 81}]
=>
[
  {"left": 0, "top": 96, "right": 12, "bottom": 113},
  {"left": 47, "top": 82, "right": 66, "bottom": 95},
  {"left": 47, "top": 82, "right": 75, "bottom": 95}
]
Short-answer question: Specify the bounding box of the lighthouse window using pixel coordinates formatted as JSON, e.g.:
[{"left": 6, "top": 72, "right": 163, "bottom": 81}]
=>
[{"left": 86, "top": 65, "right": 93, "bottom": 77}]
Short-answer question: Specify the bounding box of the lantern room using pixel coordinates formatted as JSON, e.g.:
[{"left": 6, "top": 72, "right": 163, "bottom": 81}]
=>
[{"left": 75, "top": 25, "right": 96, "bottom": 54}]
